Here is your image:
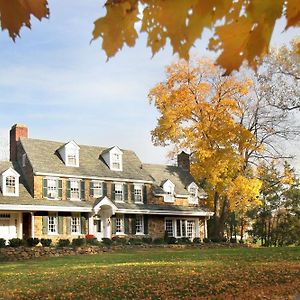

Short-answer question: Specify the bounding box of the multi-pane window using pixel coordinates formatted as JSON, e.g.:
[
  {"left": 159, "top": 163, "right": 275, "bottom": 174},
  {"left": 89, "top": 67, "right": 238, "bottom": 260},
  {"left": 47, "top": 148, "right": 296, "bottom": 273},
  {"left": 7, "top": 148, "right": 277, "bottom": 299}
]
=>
[
  {"left": 174, "top": 219, "right": 195, "bottom": 239},
  {"left": 93, "top": 181, "right": 103, "bottom": 198},
  {"left": 70, "top": 180, "right": 80, "bottom": 200},
  {"left": 115, "top": 217, "right": 124, "bottom": 233},
  {"left": 47, "top": 179, "right": 58, "bottom": 199},
  {"left": 136, "top": 216, "right": 144, "bottom": 234},
  {"left": 48, "top": 215, "right": 57, "bottom": 234},
  {"left": 71, "top": 215, "right": 80, "bottom": 234},
  {"left": 115, "top": 183, "right": 123, "bottom": 201},
  {"left": 188, "top": 186, "right": 198, "bottom": 204},
  {"left": 68, "top": 154, "right": 77, "bottom": 166},
  {"left": 134, "top": 185, "right": 143, "bottom": 203},
  {"left": 165, "top": 219, "right": 174, "bottom": 237},
  {"left": 112, "top": 153, "right": 121, "bottom": 170},
  {"left": 187, "top": 220, "right": 195, "bottom": 238},
  {"left": 6, "top": 176, "right": 16, "bottom": 194}
]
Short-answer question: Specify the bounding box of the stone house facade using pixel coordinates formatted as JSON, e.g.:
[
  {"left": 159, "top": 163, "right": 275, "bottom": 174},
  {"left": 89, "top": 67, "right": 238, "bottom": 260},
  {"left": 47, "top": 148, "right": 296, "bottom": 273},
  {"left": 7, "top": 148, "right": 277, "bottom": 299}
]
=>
[{"left": 0, "top": 124, "right": 213, "bottom": 243}]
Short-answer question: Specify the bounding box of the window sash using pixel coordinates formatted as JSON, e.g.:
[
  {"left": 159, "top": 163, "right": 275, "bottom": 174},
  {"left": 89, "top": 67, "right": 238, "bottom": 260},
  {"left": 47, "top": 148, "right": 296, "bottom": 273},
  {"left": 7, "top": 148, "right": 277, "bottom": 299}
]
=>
[
  {"left": 134, "top": 186, "right": 143, "bottom": 202},
  {"left": 115, "top": 217, "right": 124, "bottom": 233},
  {"left": 6, "top": 176, "right": 16, "bottom": 194},
  {"left": 47, "top": 179, "right": 58, "bottom": 199},
  {"left": 93, "top": 181, "right": 103, "bottom": 197},
  {"left": 165, "top": 219, "right": 173, "bottom": 237},
  {"left": 70, "top": 180, "right": 80, "bottom": 199},
  {"left": 71, "top": 216, "right": 80, "bottom": 234},
  {"left": 48, "top": 216, "right": 57, "bottom": 234},
  {"left": 115, "top": 184, "right": 123, "bottom": 201},
  {"left": 135, "top": 216, "right": 144, "bottom": 234}
]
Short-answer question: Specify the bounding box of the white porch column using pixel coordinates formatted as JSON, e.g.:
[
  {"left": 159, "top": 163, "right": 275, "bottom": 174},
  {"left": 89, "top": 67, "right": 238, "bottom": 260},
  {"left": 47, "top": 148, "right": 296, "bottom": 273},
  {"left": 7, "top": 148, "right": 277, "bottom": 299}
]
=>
[
  {"left": 31, "top": 212, "right": 35, "bottom": 238},
  {"left": 88, "top": 213, "right": 94, "bottom": 235},
  {"left": 204, "top": 217, "right": 208, "bottom": 239},
  {"left": 17, "top": 212, "right": 23, "bottom": 239},
  {"left": 195, "top": 218, "right": 200, "bottom": 238}
]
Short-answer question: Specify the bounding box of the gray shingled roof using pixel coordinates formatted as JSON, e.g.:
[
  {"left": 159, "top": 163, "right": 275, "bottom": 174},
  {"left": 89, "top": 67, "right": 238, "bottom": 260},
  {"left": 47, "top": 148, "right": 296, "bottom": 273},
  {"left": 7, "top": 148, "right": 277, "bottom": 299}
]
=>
[
  {"left": 0, "top": 161, "right": 13, "bottom": 174},
  {"left": 20, "top": 138, "right": 153, "bottom": 182},
  {"left": 114, "top": 202, "right": 211, "bottom": 213},
  {"left": 143, "top": 164, "right": 207, "bottom": 198}
]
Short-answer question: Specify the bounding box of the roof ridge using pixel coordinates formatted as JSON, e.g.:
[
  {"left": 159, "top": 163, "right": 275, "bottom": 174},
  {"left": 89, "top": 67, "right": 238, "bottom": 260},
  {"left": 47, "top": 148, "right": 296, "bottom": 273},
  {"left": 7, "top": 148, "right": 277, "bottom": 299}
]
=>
[{"left": 20, "top": 137, "right": 135, "bottom": 153}]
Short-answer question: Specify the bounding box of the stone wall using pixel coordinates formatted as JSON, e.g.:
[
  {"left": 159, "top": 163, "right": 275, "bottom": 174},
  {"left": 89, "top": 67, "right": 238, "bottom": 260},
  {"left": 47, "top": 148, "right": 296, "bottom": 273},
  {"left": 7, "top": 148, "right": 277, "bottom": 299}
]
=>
[
  {"left": 148, "top": 216, "right": 165, "bottom": 238},
  {"left": 0, "top": 243, "right": 251, "bottom": 262}
]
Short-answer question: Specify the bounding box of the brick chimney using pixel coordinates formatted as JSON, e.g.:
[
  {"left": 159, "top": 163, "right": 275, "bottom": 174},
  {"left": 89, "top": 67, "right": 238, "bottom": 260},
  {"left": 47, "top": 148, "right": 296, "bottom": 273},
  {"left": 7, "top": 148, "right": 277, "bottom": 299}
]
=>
[
  {"left": 177, "top": 151, "right": 190, "bottom": 172},
  {"left": 10, "top": 124, "right": 28, "bottom": 162}
]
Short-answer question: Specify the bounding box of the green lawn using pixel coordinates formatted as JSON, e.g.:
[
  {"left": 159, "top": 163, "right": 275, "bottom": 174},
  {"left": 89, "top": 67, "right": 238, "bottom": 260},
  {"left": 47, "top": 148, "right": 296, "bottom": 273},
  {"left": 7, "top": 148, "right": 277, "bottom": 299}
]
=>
[{"left": 0, "top": 247, "right": 299, "bottom": 299}]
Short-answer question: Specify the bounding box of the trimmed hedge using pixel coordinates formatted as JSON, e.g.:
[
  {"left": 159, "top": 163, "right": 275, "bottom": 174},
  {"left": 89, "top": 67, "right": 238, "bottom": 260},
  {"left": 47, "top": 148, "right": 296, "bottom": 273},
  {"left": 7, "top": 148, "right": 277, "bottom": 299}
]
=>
[
  {"left": 72, "top": 238, "right": 86, "bottom": 247},
  {"left": 26, "top": 238, "right": 40, "bottom": 247},
  {"left": 0, "top": 238, "right": 6, "bottom": 248},
  {"left": 9, "top": 238, "right": 24, "bottom": 248},
  {"left": 57, "top": 239, "right": 71, "bottom": 248},
  {"left": 41, "top": 239, "right": 52, "bottom": 247}
]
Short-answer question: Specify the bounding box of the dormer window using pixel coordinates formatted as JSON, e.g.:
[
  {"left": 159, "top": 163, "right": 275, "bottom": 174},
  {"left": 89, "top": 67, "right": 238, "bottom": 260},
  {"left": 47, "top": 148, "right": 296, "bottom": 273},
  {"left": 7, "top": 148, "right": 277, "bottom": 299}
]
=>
[
  {"left": 1, "top": 168, "right": 20, "bottom": 197},
  {"left": 6, "top": 176, "right": 16, "bottom": 194},
  {"left": 101, "top": 146, "right": 123, "bottom": 171},
  {"left": 67, "top": 154, "right": 77, "bottom": 166},
  {"left": 112, "top": 153, "right": 121, "bottom": 170},
  {"left": 188, "top": 182, "right": 199, "bottom": 204},
  {"left": 163, "top": 180, "right": 175, "bottom": 203},
  {"left": 58, "top": 141, "right": 80, "bottom": 168}
]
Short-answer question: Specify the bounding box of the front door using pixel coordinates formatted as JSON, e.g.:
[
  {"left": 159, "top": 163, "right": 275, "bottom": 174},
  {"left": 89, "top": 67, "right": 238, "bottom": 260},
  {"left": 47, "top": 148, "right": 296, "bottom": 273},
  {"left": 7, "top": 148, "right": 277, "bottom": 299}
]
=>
[
  {"left": 0, "top": 213, "right": 17, "bottom": 242},
  {"left": 22, "top": 213, "right": 31, "bottom": 239},
  {"left": 94, "top": 218, "right": 103, "bottom": 240}
]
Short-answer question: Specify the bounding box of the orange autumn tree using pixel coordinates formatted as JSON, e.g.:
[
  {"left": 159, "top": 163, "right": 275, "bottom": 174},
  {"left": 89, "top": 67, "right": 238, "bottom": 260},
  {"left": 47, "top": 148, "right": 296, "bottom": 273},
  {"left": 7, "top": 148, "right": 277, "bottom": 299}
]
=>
[
  {"left": 149, "top": 59, "right": 262, "bottom": 238},
  {"left": 1, "top": 0, "right": 299, "bottom": 74}
]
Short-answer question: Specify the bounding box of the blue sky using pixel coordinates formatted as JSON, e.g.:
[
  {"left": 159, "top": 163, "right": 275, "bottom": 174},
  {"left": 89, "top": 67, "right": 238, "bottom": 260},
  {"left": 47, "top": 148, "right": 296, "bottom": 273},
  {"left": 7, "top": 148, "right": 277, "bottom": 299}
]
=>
[{"left": 0, "top": 1, "right": 299, "bottom": 169}]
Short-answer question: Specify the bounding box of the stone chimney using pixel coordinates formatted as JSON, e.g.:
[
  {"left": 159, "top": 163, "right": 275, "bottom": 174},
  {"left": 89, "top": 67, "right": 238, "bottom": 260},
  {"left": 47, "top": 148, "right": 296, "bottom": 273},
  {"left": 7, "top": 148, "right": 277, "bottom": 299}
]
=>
[
  {"left": 10, "top": 124, "right": 28, "bottom": 162},
  {"left": 177, "top": 151, "right": 190, "bottom": 172}
]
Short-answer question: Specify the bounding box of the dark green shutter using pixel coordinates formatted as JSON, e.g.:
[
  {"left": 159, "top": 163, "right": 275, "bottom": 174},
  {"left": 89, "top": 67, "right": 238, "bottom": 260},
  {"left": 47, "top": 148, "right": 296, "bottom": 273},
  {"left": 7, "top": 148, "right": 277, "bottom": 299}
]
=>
[
  {"left": 143, "top": 185, "right": 147, "bottom": 204},
  {"left": 124, "top": 184, "right": 128, "bottom": 202},
  {"left": 124, "top": 215, "right": 129, "bottom": 234},
  {"left": 58, "top": 216, "right": 64, "bottom": 234},
  {"left": 130, "top": 184, "right": 135, "bottom": 203},
  {"left": 90, "top": 181, "right": 94, "bottom": 197},
  {"left": 67, "top": 180, "right": 71, "bottom": 199},
  {"left": 80, "top": 181, "right": 85, "bottom": 200},
  {"left": 43, "top": 178, "right": 47, "bottom": 198},
  {"left": 103, "top": 182, "right": 107, "bottom": 196},
  {"left": 111, "top": 183, "right": 115, "bottom": 200},
  {"left": 131, "top": 216, "right": 136, "bottom": 234},
  {"left": 42, "top": 216, "right": 48, "bottom": 234},
  {"left": 81, "top": 216, "right": 86, "bottom": 234},
  {"left": 144, "top": 215, "right": 148, "bottom": 234},
  {"left": 66, "top": 217, "right": 71, "bottom": 235},
  {"left": 58, "top": 179, "right": 62, "bottom": 199},
  {"left": 112, "top": 217, "right": 116, "bottom": 234}
]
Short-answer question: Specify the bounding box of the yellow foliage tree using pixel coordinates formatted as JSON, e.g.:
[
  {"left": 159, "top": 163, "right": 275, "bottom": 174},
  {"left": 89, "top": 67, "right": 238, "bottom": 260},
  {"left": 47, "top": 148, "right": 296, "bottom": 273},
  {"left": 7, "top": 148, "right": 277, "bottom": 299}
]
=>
[
  {"left": 1, "top": 0, "right": 299, "bottom": 73},
  {"left": 149, "top": 58, "right": 262, "bottom": 238}
]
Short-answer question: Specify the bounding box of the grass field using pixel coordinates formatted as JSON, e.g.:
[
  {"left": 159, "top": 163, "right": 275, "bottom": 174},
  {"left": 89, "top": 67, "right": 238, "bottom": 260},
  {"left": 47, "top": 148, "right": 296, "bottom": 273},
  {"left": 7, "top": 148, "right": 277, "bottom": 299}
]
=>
[{"left": 0, "top": 247, "right": 299, "bottom": 299}]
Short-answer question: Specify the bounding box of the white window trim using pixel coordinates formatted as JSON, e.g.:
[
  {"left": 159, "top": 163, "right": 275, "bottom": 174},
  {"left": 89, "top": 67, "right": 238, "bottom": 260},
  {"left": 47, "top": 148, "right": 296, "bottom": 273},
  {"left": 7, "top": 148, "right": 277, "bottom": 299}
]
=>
[
  {"left": 135, "top": 215, "right": 144, "bottom": 235},
  {"left": 134, "top": 183, "right": 143, "bottom": 204},
  {"left": 69, "top": 179, "right": 81, "bottom": 201},
  {"left": 45, "top": 177, "right": 59, "bottom": 200},
  {"left": 71, "top": 213, "right": 81, "bottom": 235},
  {"left": 165, "top": 217, "right": 197, "bottom": 239},
  {"left": 188, "top": 182, "right": 199, "bottom": 204},
  {"left": 115, "top": 215, "right": 125, "bottom": 235},
  {"left": 48, "top": 213, "right": 58, "bottom": 235},
  {"left": 92, "top": 180, "right": 103, "bottom": 198},
  {"left": 114, "top": 182, "right": 124, "bottom": 203},
  {"left": 1, "top": 168, "right": 20, "bottom": 197},
  {"left": 163, "top": 180, "right": 175, "bottom": 203}
]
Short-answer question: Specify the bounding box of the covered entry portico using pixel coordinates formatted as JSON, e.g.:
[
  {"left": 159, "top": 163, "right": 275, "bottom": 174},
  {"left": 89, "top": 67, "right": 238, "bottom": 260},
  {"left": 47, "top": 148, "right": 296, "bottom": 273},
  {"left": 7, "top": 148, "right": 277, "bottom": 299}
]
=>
[{"left": 92, "top": 197, "right": 117, "bottom": 240}]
